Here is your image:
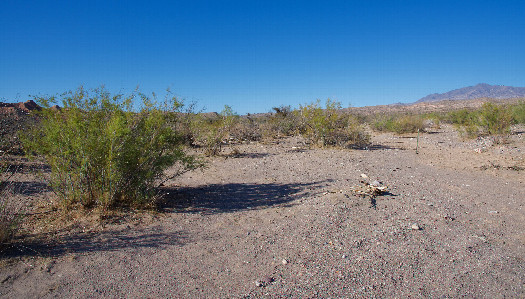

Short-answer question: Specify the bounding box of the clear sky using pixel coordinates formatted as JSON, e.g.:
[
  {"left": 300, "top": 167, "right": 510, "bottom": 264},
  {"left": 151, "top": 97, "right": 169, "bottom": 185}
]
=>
[{"left": 1, "top": 0, "right": 524, "bottom": 114}]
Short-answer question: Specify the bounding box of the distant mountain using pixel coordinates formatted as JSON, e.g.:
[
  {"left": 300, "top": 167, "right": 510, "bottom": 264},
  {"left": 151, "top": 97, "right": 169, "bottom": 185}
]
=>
[{"left": 415, "top": 83, "right": 525, "bottom": 103}]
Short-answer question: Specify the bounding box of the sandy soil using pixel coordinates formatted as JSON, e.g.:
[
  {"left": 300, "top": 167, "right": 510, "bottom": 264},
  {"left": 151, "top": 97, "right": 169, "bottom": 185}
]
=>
[{"left": 1, "top": 124, "right": 524, "bottom": 298}]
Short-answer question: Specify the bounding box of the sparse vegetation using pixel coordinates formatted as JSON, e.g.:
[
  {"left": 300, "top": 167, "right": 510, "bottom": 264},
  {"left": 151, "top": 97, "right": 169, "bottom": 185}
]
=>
[
  {"left": 372, "top": 114, "right": 425, "bottom": 134},
  {"left": 511, "top": 101, "right": 525, "bottom": 124},
  {"left": 191, "top": 105, "right": 239, "bottom": 156},
  {"left": 478, "top": 102, "right": 513, "bottom": 136},
  {"left": 294, "top": 99, "right": 370, "bottom": 148},
  {"left": 262, "top": 105, "right": 300, "bottom": 138},
  {"left": 0, "top": 156, "right": 23, "bottom": 247},
  {"left": 444, "top": 102, "right": 514, "bottom": 139},
  {"left": 22, "top": 87, "right": 201, "bottom": 210}
]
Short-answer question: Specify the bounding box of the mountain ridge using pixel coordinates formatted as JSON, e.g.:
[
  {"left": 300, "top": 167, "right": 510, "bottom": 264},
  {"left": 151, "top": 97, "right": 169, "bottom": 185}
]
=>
[{"left": 416, "top": 83, "right": 525, "bottom": 103}]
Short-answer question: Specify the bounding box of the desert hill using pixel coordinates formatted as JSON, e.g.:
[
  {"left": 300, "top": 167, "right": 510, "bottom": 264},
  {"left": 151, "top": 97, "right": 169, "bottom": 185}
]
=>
[{"left": 416, "top": 83, "right": 525, "bottom": 103}]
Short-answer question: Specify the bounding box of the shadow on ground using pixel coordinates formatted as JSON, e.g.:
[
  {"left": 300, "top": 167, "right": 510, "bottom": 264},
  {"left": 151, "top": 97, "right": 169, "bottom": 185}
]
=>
[
  {"left": 226, "top": 152, "right": 273, "bottom": 159},
  {"left": 1, "top": 181, "right": 326, "bottom": 259},
  {"left": 159, "top": 181, "right": 327, "bottom": 214},
  {"left": 1, "top": 226, "right": 188, "bottom": 259},
  {"left": 2, "top": 181, "right": 49, "bottom": 196}
]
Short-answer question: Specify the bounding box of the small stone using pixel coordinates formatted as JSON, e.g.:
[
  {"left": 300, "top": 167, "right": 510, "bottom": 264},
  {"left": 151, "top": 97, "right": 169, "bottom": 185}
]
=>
[
  {"left": 360, "top": 173, "right": 369, "bottom": 179},
  {"left": 342, "top": 254, "right": 347, "bottom": 259},
  {"left": 255, "top": 281, "right": 263, "bottom": 287},
  {"left": 282, "top": 259, "right": 288, "bottom": 265},
  {"left": 371, "top": 180, "right": 381, "bottom": 187},
  {"left": 411, "top": 224, "right": 421, "bottom": 230}
]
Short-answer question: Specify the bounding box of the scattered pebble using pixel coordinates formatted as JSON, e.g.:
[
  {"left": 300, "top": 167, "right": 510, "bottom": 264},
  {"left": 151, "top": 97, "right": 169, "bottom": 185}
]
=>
[
  {"left": 411, "top": 224, "right": 421, "bottom": 230},
  {"left": 282, "top": 259, "right": 288, "bottom": 265},
  {"left": 255, "top": 276, "right": 274, "bottom": 287}
]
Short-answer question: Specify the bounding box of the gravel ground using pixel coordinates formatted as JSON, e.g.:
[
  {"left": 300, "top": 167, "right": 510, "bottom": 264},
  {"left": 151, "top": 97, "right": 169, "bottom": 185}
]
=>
[{"left": 1, "top": 125, "right": 524, "bottom": 298}]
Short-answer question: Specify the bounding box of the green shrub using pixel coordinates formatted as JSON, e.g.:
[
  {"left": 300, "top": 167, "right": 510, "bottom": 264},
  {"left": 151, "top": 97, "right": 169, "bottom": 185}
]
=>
[
  {"left": 192, "top": 105, "right": 239, "bottom": 156},
  {"left": 372, "top": 114, "right": 424, "bottom": 134},
  {"left": 23, "top": 87, "right": 200, "bottom": 210},
  {"left": 333, "top": 116, "right": 371, "bottom": 148},
  {"left": 296, "top": 99, "right": 342, "bottom": 146},
  {"left": 394, "top": 115, "right": 425, "bottom": 134},
  {"left": 444, "top": 109, "right": 481, "bottom": 138},
  {"left": 478, "top": 102, "right": 513, "bottom": 136},
  {"left": 446, "top": 103, "right": 513, "bottom": 139},
  {"left": 371, "top": 115, "right": 395, "bottom": 132},
  {"left": 511, "top": 101, "right": 525, "bottom": 124},
  {"left": 295, "top": 99, "right": 370, "bottom": 148},
  {"left": 445, "top": 109, "right": 478, "bottom": 126},
  {"left": 266, "top": 105, "right": 300, "bottom": 137},
  {"left": 230, "top": 116, "right": 262, "bottom": 142}
]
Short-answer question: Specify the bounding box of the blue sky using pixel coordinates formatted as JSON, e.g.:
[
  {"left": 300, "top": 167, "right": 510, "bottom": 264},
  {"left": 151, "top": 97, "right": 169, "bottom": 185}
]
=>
[{"left": 1, "top": 0, "right": 524, "bottom": 114}]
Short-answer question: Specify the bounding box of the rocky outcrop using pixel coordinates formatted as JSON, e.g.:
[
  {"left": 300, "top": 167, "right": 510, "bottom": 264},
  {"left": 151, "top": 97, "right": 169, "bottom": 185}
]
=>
[{"left": 0, "top": 100, "right": 42, "bottom": 116}]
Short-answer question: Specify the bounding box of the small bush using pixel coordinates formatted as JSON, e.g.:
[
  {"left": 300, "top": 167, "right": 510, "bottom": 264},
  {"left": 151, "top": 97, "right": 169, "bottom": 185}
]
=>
[
  {"left": 445, "top": 109, "right": 477, "bottom": 126},
  {"left": 332, "top": 116, "right": 371, "bottom": 148},
  {"left": 445, "top": 103, "right": 513, "bottom": 139},
  {"left": 511, "top": 101, "right": 525, "bottom": 124},
  {"left": 230, "top": 116, "right": 262, "bottom": 142},
  {"left": 23, "top": 87, "right": 200, "bottom": 210},
  {"left": 444, "top": 109, "right": 481, "bottom": 138},
  {"left": 295, "top": 99, "right": 370, "bottom": 148},
  {"left": 296, "top": 99, "right": 342, "bottom": 146},
  {"left": 192, "top": 105, "right": 239, "bottom": 156},
  {"left": 0, "top": 157, "right": 23, "bottom": 246},
  {"left": 395, "top": 115, "right": 425, "bottom": 134},
  {"left": 263, "top": 105, "right": 300, "bottom": 138},
  {"left": 479, "top": 102, "right": 513, "bottom": 136},
  {"left": 372, "top": 114, "right": 425, "bottom": 134}
]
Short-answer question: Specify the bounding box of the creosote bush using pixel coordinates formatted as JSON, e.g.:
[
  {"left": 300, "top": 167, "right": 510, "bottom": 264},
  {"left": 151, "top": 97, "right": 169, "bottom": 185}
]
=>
[
  {"left": 511, "top": 101, "right": 525, "bottom": 124},
  {"left": 191, "top": 105, "right": 239, "bottom": 156},
  {"left": 262, "top": 105, "right": 300, "bottom": 138},
  {"left": 478, "top": 102, "right": 513, "bottom": 136},
  {"left": 445, "top": 102, "right": 514, "bottom": 139},
  {"left": 296, "top": 99, "right": 370, "bottom": 148},
  {"left": 372, "top": 114, "right": 425, "bottom": 134},
  {"left": 23, "top": 87, "right": 200, "bottom": 210}
]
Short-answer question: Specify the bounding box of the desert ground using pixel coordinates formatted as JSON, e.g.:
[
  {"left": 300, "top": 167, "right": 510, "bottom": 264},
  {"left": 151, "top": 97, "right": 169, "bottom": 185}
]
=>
[{"left": 1, "top": 123, "right": 524, "bottom": 298}]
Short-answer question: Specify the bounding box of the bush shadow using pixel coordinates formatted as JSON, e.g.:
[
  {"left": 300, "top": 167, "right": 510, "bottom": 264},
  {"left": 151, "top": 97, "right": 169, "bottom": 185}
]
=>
[
  {"left": 1, "top": 226, "right": 188, "bottom": 259},
  {"left": 159, "top": 181, "right": 327, "bottom": 214},
  {"left": 226, "top": 152, "right": 273, "bottom": 159},
  {"left": 2, "top": 181, "right": 49, "bottom": 196}
]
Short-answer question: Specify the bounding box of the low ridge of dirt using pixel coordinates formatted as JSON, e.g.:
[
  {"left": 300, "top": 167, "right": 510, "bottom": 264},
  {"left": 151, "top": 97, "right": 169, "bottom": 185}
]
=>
[{"left": 1, "top": 125, "right": 524, "bottom": 298}]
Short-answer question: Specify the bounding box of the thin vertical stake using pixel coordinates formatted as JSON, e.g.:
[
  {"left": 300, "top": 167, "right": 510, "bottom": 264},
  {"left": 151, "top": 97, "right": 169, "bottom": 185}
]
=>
[{"left": 416, "top": 129, "right": 420, "bottom": 154}]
